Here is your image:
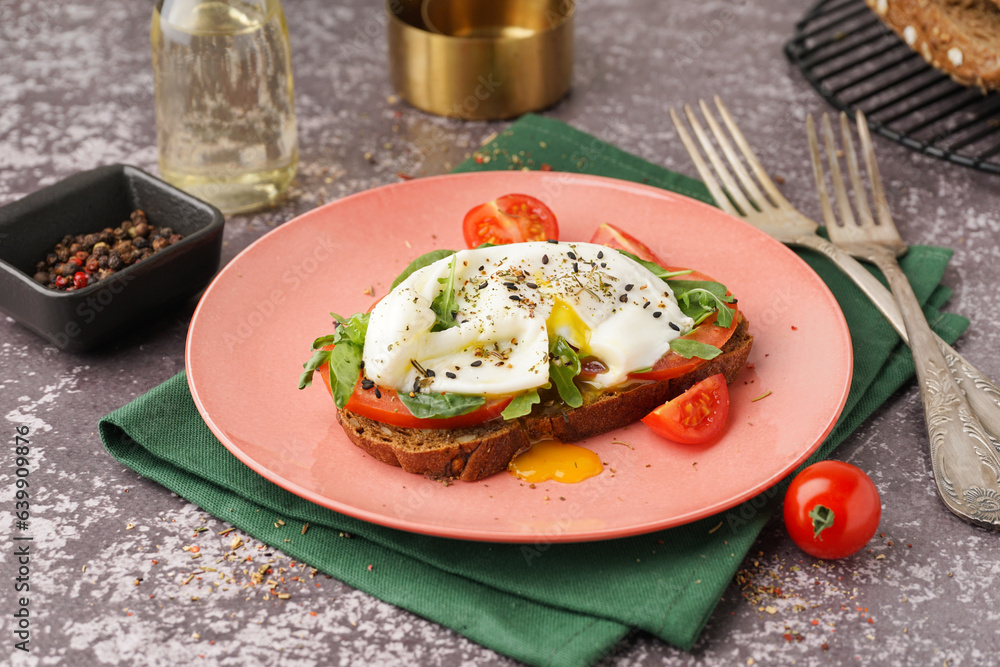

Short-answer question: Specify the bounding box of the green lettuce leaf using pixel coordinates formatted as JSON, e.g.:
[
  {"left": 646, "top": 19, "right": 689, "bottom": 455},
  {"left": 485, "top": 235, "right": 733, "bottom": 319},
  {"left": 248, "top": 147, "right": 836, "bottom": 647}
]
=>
[
  {"left": 328, "top": 343, "right": 363, "bottom": 408},
  {"left": 669, "top": 338, "right": 722, "bottom": 360},
  {"left": 501, "top": 389, "right": 540, "bottom": 420},
  {"left": 430, "top": 255, "right": 459, "bottom": 332},
  {"left": 390, "top": 249, "right": 456, "bottom": 289},
  {"left": 298, "top": 348, "right": 332, "bottom": 389},
  {"left": 397, "top": 390, "right": 486, "bottom": 420},
  {"left": 549, "top": 336, "right": 583, "bottom": 409},
  {"left": 670, "top": 281, "right": 735, "bottom": 327}
]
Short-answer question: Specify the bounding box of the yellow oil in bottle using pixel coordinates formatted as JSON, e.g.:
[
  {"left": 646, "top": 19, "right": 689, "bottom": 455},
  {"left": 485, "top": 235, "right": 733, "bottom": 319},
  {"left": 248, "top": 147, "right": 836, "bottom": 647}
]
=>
[{"left": 151, "top": 0, "right": 298, "bottom": 214}]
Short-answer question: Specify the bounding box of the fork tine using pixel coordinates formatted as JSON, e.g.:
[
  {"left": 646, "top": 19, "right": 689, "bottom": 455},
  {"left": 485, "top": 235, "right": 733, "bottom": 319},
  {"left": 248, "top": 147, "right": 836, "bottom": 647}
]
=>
[
  {"left": 668, "top": 107, "right": 738, "bottom": 217},
  {"left": 855, "top": 109, "right": 893, "bottom": 227},
  {"left": 839, "top": 112, "right": 875, "bottom": 228},
  {"left": 713, "top": 96, "right": 795, "bottom": 210},
  {"left": 680, "top": 103, "right": 757, "bottom": 216},
  {"left": 806, "top": 114, "right": 838, "bottom": 229},
  {"left": 697, "top": 99, "right": 773, "bottom": 211},
  {"left": 821, "top": 113, "right": 858, "bottom": 228}
]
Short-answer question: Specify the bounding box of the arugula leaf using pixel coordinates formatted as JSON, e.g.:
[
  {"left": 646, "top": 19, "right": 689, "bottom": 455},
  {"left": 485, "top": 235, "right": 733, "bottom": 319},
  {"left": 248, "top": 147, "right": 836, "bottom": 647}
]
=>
[
  {"left": 670, "top": 281, "right": 735, "bottom": 327},
  {"left": 669, "top": 338, "right": 722, "bottom": 360},
  {"left": 501, "top": 389, "right": 540, "bottom": 420},
  {"left": 311, "top": 334, "right": 337, "bottom": 349},
  {"left": 328, "top": 344, "right": 363, "bottom": 408},
  {"left": 390, "top": 249, "right": 456, "bottom": 289},
  {"left": 398, "top": 390, "right": 486, "bottom": 419},
  {"left": 298, "top": 348, "right": 332, "bottom": 389},
  {"left": 549, "top": 336, "right": 583, "bottom": 409},
  {"left": 430, "top": 255, "right": 459, "bottom": 332},
  {"left": 614, "top": 249, "right": 692, "bottom": 278},
  {"left": 331, "top": 312, "right": 370, "bottom": 346}
]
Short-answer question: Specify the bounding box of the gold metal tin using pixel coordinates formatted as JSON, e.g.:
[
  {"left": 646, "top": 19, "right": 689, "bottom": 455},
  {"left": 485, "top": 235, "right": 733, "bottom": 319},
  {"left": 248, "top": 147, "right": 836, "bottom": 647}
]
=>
[{"left": 387, "top": 0, "right": 574, "bottom": 120}]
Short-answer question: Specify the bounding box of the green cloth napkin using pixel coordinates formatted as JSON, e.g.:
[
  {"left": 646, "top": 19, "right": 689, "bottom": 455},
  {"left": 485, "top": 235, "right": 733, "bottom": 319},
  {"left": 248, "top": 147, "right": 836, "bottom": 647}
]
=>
[{"left": 100, "top": 114, "right": 969, "bottom": 667}]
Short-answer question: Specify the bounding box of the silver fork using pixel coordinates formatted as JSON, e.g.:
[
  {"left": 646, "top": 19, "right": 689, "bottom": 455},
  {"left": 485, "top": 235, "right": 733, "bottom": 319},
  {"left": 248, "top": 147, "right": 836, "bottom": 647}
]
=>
[
  {"left": 809, "top": 110, "right": 1000, "bottom": 528},
  {"left": 668, "top": 97, "right": 1000, "bottom": 450}
]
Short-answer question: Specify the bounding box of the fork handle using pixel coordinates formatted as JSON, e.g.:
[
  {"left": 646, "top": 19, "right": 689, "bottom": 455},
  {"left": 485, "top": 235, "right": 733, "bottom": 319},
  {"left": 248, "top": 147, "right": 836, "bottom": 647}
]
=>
[
  {"left": 794, "top": 233, "right": 1000, "bottom": 443},
  {"left": 870, "top": 249, "right": 1000, "bottom": 528}
]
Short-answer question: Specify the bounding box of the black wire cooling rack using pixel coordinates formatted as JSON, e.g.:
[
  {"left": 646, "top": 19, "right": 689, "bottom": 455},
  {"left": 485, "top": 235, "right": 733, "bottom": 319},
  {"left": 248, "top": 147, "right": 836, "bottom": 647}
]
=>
[{"left": 785, "top": 0, "right": 1000, "bottom": 174}]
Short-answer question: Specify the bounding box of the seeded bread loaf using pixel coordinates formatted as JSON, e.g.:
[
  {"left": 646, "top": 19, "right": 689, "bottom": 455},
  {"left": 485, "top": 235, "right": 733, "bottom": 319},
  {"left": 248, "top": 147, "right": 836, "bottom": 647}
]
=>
[
  {"left": 336, "top": 314, "right": 753, "bottom": 481},
  {"left": 866, "top": 0, "right": 1000, "bottom": 90}
]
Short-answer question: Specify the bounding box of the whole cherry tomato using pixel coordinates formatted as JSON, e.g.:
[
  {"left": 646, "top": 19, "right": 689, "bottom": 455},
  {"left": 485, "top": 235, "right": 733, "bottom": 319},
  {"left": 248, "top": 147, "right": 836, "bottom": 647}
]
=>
[
  {"left": 462, "top": 194, "right": 558, "bottom": 247},
  {"left": 783, "top": 461, "right": 881, "bottom": 559}
]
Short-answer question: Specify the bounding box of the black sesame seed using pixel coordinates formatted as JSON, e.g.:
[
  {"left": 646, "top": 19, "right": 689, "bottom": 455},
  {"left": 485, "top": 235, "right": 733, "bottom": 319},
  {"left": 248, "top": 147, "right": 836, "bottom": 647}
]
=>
[
  {"left": 653, "top": 311, "right": 662, "bottom": 318},
  {"left": 478, "top": 281, "right": 488, "bottom": 290},
  {"left": 572, "top": 262, "right": 579, "bottom": 273},
  {"left": 478, "top": 265, "right": 484, "bottom": 271},
  {"left": 446, "top": 371, "right": 457, "bottom": 379},
  {"left": 625, "top": 283, "right": 634, "bottom": 291},
  {"left": 359, "top": 360, "right": 365, "bottom": 369},
  {"left": 426, "top": 369, "right": 436, "bottom": 377},
  {"left": 361, "top": 378, "right": 374, "bottom": 390},
  {"left": 643, "top": 301, "right": 651, "bottom": 309},
  {"left": 619, "top": 294, "right": 628, "bottom": 303},
  {"left": 547, "top": 239, "right": 558, "bottom": 244},
  {"left": 597, "top": 250, "right": 604, "bottom": 259},
  {"left": 374, "top": 387, "right": 382, "bottom": 399},
  {"left": 471, "top": 360, "right": 483, "bottom": 367},
  {"left": 542, "top": 254, "right": 549, "bottom": 264},
  {"left": 600, "top": 262, "right": 607, "bottom": 268},
  {"left": 509, "top": 294, "right": 521, "bottom": 301},
  {"left": 567, "top": 251, "right": 576, "bottom": 260},
  {"left": 732, "top": 298, "right": 738, "bottom": 304},
  {"left": 669, "top": 322, "right": 680, "bottom": 330},
  {"left": 504, "top": 281, "right": 517, "bottom": 290},
  {"left": 526, "top": 282, "right": 537, "bottom": 289}
]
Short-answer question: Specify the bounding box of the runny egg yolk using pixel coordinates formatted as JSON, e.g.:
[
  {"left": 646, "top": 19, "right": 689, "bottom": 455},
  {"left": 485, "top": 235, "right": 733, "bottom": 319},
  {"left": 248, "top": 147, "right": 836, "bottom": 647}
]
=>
[
  {"left": 508, "top": 441, "right": 604, "bottom": 484},
  {"left": 546, "top": 297, "right": 591, "bottom": 357}
]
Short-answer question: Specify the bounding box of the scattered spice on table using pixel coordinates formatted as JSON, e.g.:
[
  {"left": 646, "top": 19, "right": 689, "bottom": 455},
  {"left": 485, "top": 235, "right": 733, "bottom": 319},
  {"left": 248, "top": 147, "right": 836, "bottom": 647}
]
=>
[{"left": 33, "top": 210, "right": 183, "bottom": 291}]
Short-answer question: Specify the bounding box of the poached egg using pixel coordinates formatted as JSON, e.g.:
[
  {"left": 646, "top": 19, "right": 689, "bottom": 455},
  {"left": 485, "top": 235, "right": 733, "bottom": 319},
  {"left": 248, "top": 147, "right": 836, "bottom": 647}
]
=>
[{"left": 362, "top": 241, "right": 693, "bottom": 397}]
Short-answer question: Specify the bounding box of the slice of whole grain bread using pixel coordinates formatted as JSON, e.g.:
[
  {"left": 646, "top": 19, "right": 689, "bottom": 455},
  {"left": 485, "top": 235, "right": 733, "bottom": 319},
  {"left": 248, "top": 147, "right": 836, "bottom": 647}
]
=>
[
  {"left": 866, "top": 0, "right": 1000, "bottom": 90},
  {"left": 336, "top": 315, "right": 753, "bottom": 481}
]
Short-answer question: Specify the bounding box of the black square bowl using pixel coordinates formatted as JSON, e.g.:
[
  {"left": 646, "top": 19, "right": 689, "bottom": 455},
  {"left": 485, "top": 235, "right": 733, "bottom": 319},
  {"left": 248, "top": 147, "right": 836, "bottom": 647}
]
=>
[{"left": 0, "top": 165, "right": 225, "bottom": 352}]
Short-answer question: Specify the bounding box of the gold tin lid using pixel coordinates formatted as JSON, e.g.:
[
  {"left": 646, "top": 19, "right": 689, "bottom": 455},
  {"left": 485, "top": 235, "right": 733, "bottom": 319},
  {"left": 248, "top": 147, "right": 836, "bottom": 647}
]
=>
[{"left": 387, "top": 0, "right": 574, "bottom": 120}]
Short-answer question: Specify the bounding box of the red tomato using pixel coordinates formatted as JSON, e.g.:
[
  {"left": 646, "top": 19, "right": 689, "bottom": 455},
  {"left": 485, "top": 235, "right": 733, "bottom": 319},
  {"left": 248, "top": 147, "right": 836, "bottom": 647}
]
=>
[
  {"left": 783, "top": 461, "right": 881, "bottom": 559},
  {"left": 317, "top": 363, "right": 512, "bottom": 429},
  {"left": 462, "top": 194, "right": 558, "bottom": 247},
  {"left": 641, "top": 373, "right": 730, "bottom": 444},
  {"left": 588, "top": 223, "right": 663, "bottom": 263}
]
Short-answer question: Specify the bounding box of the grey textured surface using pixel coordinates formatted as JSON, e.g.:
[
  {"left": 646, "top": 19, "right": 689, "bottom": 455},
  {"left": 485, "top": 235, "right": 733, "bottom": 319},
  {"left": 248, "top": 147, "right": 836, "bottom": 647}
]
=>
[{"left": 2, "top": 0, "right": 1000, "bottom": 665}]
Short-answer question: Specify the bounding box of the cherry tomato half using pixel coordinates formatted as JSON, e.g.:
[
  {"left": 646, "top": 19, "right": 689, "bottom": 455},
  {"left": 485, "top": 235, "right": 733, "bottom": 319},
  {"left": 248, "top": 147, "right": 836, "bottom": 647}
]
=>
[
  {"left": 462, "top": 194, "right": 559, "bottom": 247},
  {"left": 588, "top": 222, "right": 663, "bottom": 263},
  {"left": 783, "top": 461, "right": 881, "bottom": 560},
  {"left": 641, "top": 373, "right": 730, "bottom": 444}
]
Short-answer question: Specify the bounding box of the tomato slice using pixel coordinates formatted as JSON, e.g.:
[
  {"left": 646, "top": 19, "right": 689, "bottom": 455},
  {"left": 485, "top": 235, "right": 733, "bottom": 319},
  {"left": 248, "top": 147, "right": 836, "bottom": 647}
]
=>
[
  {"left": 641, "top": 373, "right": 730, "bottom": 444},
  {"left": 317, "top": 363, "right": 513, "bottom": 429},
  {"left": 462, "top": 194, "right": 558, "bottom": 247},
  {"left": 588, "top": 223, "right": 663, "bottom": 263},
  {"left": 783, "top": 461, "right": 882, "bottom": 559}
]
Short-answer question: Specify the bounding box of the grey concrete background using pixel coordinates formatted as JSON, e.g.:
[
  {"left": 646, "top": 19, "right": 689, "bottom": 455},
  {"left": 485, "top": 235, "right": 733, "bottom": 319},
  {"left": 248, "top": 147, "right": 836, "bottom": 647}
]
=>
[{"left": 2, "top": 0, "right": 1000, "bottom": 664}]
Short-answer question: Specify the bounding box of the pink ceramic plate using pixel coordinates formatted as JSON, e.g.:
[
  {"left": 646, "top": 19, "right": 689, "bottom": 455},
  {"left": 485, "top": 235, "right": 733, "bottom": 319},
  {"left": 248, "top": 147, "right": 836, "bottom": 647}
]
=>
[{"left": 186, "top": 172, "right": 852, "bottom": 543}]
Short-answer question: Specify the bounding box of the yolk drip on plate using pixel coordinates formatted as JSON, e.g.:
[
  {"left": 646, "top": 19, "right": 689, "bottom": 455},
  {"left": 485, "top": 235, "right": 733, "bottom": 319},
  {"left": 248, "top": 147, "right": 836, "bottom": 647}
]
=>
[{"left": 508, "top": 441, "right": 604, "bottom": 483}]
